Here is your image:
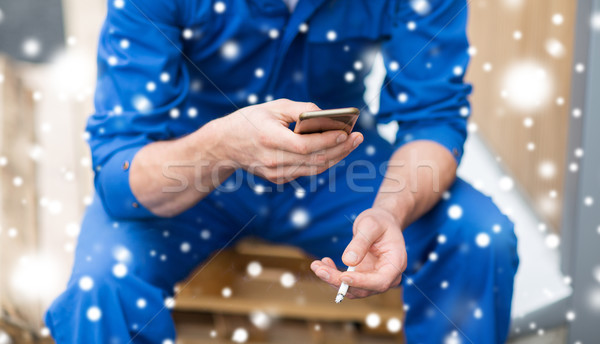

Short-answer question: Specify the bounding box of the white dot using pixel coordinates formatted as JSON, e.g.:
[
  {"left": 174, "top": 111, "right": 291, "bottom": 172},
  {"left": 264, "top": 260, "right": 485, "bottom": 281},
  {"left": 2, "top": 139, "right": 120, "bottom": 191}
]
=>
[
  {"left": 575, "top": 63, "right": 585, "bottom": 73},
  {"left": 280, "top": 272, "right": 296, "bottom": 288},
  {"left": 160, "top": 72, "right": 170, "bottom": 83},
  {"left": 527, "top": 142, "right": 535, "bottom": 151},
  {"left": 429, "top": 252, "right": 438, "bottom": 261},
  {"left": 539, "top": 161, "right": 556, "bottom": 179},
  {"left": 137, "top": 298, "right": 147, "bottom": 308},
  {"left": 592, "top": 13, "right": 600, "bottom": 30},
  {"left": 294, "top": 188, "right": 306, "bottom": 199},
  {"left": 386, "top": 317, "right": 402, "bottom": 333},
  {"left": 231, "top": 328, "right": 248, "bottom": 343},
  {"left": 79, "top": 276, "right": 94, "bottom": 291},
  {"left": 546, "top": 39, "right": 565, "bottom": 58},
  {"left": 268, "top": 29, "right": 279, "bottom": 39},
  {"left": 246, "top": 261, "right": 262, "bottom": 277},
  {"left": 437, "top": 234, "right": 447, "bottom": 244},
  {"left": 214, "top": 1, "right": 226, "bottom": 13},
  {"left": 556, "top": 97, "right": 565, "bottom": 105},
  {"left": 120, "top": 39, "right": 130, "bottom": 49},
  {"left": 107, "top": 56, "right": 118, "bottom": 66},
  {"left": 222, "top": 41, "right": 240, "bottom": 59},
  {"left": 572, "top": 108, "right": 582, "bottom": 118},
  {"left": 499, "top": 176, "right": 514, "bottom": 191},
  {"left": 0, "top": 156, "right": 7, "bottom": 166},
  {"left": 365, "top": 312, "right": 381, "bottom": 328},
  {"left": 365, "top": 145, "right": 376, "bottom": 156},
  {"left": 448, "top": 205, "right": 463, "bottom": 220},
  {"left": 170, "top": 108, "right": 180, "bottom": 119},
  {"left": 23, "top": 38, "right": 41, "bottom": 57},
  {"left": 182, "top": 28, "right": 193, "bottom": 39},
  {"left": 247, "top": 94, "right": 258, "bottom": 104},
  {"left": 87, "top": 306, "right": 102, "bottom": 321},
  {"left": 326, "top": 30, "right": 337, "bottom": 41},
  {"left": 222, "top": 287, "right": 232, "bottom": 298},
  {"left": 475, "top": 233, "right": 491, "bottom": 248},
  {"left": 114, "top": 0, "right": 125, "bottom": 9},
  {"left": 180, "top": 242, "right": 191, "bottom": 253},
  {"left": 483, "top": 62, "right": 493, "bottom": 72},
  {"left": 188, "top": 107, "right": 198, "bottom": 118},
  {"left": 584, "top": 196, "right": 594, "bottom": 206},
  {"left": 545, "top": 233, "right": 560, "bottom": 249},
  {"left": 513, "top": 31, "right": 522, "bottom": 40},
  {"left": 40, "top": 327, "right": 50, "bottom": 337},
  {"left": 467, "top": 46, "right": 477, "bottom": 56},
  {"left": 523, "top": 117, "right": 534, "bottom": 127},
  {"left": 354, "top": 61, "right": 363, "bottom": 70},
  {"left": 410, "top": 0, "right": 432, "bottom": 15},
  {"left": 255, "top": 68, "right": 264, "bottom": 78},
  {"left": 299, "top": 22, "right": 309, "bottom": 33},
  {"left": 552, "top": 13, "right": 564, "bottom": 25},
  {"left": 162, "top": 339, "right": 174, "bottom": 344},
  {"left": 407, "top": 21, "right": 417, "bottom": 31},
  {"left": 569, "top": 162, "right": 579, "bottom": 172},
  {"left": 344, "top": 71, "right": 355, "bottom": 82},
  {"left": 133, "top": 95, "right": 152, "bottom": 113},
  {"left": 112, "top": 263, "right": 127, "bottom": 278},
  {"left": 574, "top": 148, "right": 584, "bottom": 158},
  {"left": 474, "top": 308, "right": 483, "bottom": 319},
  {"left": 210, "top": 330, "right": 217, "bottom": 338},
  {"left": 13, "top": 176, "right": 23, "bottom": 187},
  {"left": 453, "top": 66, "right": 463, "bottom": 76},
  {"left": 398, "top": 92, "right": 408, "bottom": 103},
  {"left": 493, "top": 224, "right": 502, "bottom": 233},
  {"left": 249, "top": 311, "right": 271, "bottom": 330},
  {"left": 146, "top": 82, "right": 156, "bottom": 92},
  {"left": 459, "top": 106, "right": 469, "bottom": 117},
  {"left": 566, "top": 311, "right": 576, "bottom": 321},
  {"left": 441, "top": 280, "right": 449, "bottom": 289},
  {"left": 164, "top": 297, "right": 175, "bottom": 308},
  {"left": 389, "top": 61, "right": 400, "bottom": 71},
  {"left": 290, "top": 208, "right": 309, "bottom": 228},
  {"left": 7, "top": 228, "right": 18, "bottom": 238},
  {"left": 201, "top": 229, "right": 211, "bottom": 240}
]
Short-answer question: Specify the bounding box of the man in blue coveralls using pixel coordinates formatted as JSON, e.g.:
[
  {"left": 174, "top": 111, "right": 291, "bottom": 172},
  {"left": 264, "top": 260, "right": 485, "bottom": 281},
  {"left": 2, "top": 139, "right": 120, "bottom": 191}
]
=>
[{"left": 45, "top": 0, "right": 519, "bottom": 343}]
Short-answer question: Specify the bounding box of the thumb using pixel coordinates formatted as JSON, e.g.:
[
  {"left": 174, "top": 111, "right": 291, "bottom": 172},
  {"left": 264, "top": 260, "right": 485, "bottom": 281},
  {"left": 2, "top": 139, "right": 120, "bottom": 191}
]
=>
[
  {"left": 342, "top": 215, "right": 382, "bottom": 266},
  {"left": 269, "top": 99, "right": 321, "bottom": 123}
]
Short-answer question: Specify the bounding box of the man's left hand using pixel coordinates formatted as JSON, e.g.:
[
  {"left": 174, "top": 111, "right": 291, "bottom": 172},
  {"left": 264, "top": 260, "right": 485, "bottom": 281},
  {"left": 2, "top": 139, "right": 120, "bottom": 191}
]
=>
[{"left": 310, "top": 208, "right": 407, "bottom": 299}]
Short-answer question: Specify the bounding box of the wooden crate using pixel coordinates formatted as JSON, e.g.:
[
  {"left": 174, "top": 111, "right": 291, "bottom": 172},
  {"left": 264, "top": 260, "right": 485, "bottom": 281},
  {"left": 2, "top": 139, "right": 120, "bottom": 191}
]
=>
[{"left": 174, "top": 239, "right": 405, "bottom": 343}]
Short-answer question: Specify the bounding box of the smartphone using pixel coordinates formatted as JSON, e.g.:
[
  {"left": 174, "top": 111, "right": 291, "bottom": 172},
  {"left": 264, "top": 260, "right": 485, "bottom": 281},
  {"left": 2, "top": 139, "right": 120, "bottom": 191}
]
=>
[{"left": 294, "top": 107, "right": 360, "bottom": 134}]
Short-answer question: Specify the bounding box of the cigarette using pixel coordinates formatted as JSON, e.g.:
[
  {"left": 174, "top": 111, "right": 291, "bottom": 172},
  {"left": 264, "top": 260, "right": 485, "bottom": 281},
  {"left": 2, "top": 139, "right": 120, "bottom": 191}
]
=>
[{"left": 335, "top": 266, "right": 356, "bottom": 303}]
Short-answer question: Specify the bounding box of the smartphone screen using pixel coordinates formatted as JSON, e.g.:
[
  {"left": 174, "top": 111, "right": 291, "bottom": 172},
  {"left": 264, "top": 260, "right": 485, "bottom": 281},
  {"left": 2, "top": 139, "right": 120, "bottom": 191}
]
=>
[{"left": 294, "top": 107, "right": 360, "bottom": 134}]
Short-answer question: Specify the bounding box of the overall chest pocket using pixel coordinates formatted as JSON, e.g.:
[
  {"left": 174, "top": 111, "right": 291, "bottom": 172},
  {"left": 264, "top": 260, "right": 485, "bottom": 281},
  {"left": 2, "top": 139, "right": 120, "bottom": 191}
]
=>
[{"left": 304, "top": 0, "right": 395, "bottom": 107}]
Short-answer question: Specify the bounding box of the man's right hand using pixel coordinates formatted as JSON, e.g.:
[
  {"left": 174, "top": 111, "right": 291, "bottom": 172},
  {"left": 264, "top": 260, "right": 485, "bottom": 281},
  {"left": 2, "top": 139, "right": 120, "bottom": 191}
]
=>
[{"left": 216, "top": 99, "right": 364, "bottom": 184}]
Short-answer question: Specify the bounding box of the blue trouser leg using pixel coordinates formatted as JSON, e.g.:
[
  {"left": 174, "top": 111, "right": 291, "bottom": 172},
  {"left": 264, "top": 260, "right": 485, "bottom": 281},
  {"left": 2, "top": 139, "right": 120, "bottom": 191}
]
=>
[
  {"left": 265, "top": 129, "right": 519, "bottom": 343},
  {"left": 45, "top": 181, "right": 268, "bottom": 343},
  {"left": 46, "top": 129, "right": 518, "bottom": 343}
]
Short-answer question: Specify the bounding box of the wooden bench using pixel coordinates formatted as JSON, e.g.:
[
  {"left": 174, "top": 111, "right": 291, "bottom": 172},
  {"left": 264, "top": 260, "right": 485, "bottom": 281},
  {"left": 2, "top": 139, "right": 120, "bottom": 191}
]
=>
[{"left": 174, "top": 239, "right": 405, "bottom": 343}]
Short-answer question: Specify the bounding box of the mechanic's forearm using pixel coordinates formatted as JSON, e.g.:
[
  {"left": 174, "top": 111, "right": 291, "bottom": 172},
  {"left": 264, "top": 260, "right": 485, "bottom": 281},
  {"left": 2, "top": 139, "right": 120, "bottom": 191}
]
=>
[
  {"left": 129, "top": 118, "right": 235, "bottom": 217},
  {"left": 373, "top": 141, "right": 457, "bottom": 229}
]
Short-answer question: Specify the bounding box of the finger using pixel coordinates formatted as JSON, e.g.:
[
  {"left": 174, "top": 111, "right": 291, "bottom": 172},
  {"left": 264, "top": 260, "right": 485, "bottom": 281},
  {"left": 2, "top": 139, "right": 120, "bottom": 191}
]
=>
[
  {"left": 311, "top": 261, "right": 344, "bottom": 286},
  {"left": 340, "top": 263, "right": 401, "bottom": 293},
  {"left": 276, "top": 129, "right": 351, "bottom": 155},
  {"left": 269, "top": 99, "right": 321, "bottom": 123},
  {"left": 342, "top": 215, "right": 384, "bottom": 266}
]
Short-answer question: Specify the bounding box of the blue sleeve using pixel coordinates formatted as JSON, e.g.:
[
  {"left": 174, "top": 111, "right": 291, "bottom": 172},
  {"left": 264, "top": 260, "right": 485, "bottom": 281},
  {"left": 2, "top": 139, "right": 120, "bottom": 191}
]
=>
[
  {"left": 87, "top": 0, "right": 190, "bottom": 219},
  {"left": 377, "top": 0, "right": 472, "bottom": 164}
]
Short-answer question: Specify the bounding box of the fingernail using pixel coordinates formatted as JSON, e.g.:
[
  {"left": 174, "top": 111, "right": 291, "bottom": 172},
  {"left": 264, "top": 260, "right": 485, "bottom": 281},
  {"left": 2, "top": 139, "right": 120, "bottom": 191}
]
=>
[
  {"left": 353, "top": 136, "right": 363, "bottom": 148},
  {"left": 341, "top": 277, "right": 352, "bottom": 285},
  {"left": 316, "top": 270, "right": 330, "bottom": 281},
  {"left": 344, "top": 251, "right": 358, "bottom": 264},
  {"left": 337, "top": 133, "right": 348, "bottom": 144}
]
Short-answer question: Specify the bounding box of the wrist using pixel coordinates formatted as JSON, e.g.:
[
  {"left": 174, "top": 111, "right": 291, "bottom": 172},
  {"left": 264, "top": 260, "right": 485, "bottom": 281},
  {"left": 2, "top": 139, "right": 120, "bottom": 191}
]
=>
[
  {"left": 373, "top": 192, "right": 416, "bottom": 230},
  {"left": 190, "top": 117, "right": 238, "bottom": 170}
]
